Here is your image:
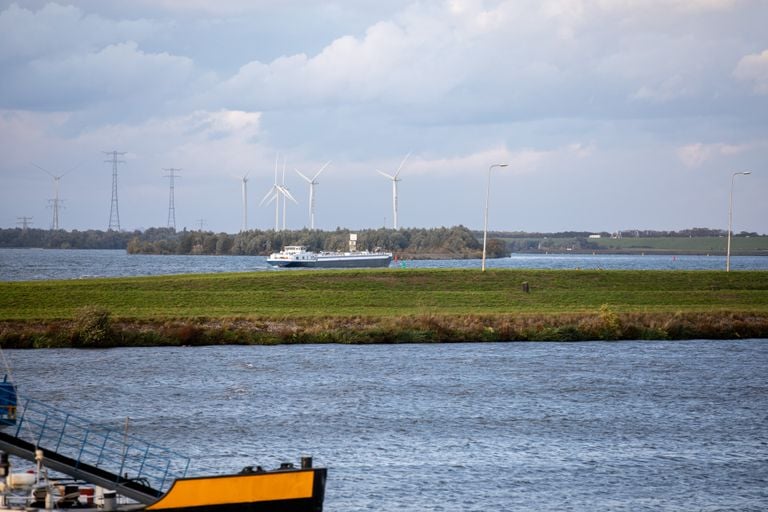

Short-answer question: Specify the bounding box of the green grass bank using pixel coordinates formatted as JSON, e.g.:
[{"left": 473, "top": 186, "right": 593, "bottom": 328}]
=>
[{"left": 1, "top": 268, "right": 767, "bottom": 347}]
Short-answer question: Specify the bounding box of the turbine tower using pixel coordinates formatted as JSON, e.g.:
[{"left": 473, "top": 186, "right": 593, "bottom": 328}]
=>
[
  {"left": 163, "top": 168, "right": 181, "bottom": 230},
  {"left": 296, "top": 161, "right": 330, "bottom": 229},
  {"left": 260, "top": 154, "right": 297, "bottom": 231},
  {"left": 240, "top": 172, "right": 250, "bottom": 232},
  {"left": 280, "top": 158, "right": 296, "bottom": 231},
  {"left": 103, "top": 150, "right": 126, "bottom": 231},
  {"left": 376, "top": 152, "right": 410, "bottom": 230},
  {"left": 33, "top": 163, "right": 76, "bottom": 230},
  {"left": 260, "top": 155, "right": 282, "bottom": 231}
]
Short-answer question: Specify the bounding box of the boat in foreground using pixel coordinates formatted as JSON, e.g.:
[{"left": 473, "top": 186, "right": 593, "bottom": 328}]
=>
[
  {"left": 267, "top": 234, "right": 392, "bottom": 268},
  {"left": 0, "top": 380, "right": 326, "bottom": 512},
  {"left": 145, "top": 461, "right": 326, "bottom": 512}
]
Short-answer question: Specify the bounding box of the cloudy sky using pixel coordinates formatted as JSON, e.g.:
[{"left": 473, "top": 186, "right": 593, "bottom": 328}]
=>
[{"left": 1, "top": 0, "right": 766, "bottom": 234}]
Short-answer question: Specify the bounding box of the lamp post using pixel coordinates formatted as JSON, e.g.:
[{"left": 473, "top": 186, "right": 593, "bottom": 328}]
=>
[
  {"left": 482, "top": 163, "right": 509, "bottom": 272},
  {"left": 726, "top": 171, "right": 751, "bottom": 272}
]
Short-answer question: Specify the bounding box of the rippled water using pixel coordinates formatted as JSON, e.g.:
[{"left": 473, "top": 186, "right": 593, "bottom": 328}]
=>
[
  {"left": 1, "top": 248, "right": 767, "bottom": 281},
  {"left": 5, "top": 342, "right": 767, "bottom": 511}
]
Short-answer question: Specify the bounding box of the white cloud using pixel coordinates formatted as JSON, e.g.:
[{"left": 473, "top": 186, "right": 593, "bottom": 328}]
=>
[
  {"left": 0, "top": 3, "right": 160, "bottom": 61},
  {"left": 0, "top": 107, "right": 263, "bottom": 176},
  {"left": 209, "top": 0, "right": 760, "bottom": 123},
  {"left": 403, "top": 143, "right": 594, "bottom": 178},
  {"left": 0, "top": 3, "right": 207, "bottom": 118},
  {"left": 734, "top": 49, "right": 768, "bottom": 95},
  {"left": 30, "top": 41, "right": 194, "bottom": 102},
  {"left": 677, "top": 143, "right": 712, "bottom": 168},
  {"left": 4, "top": 0, "right": 760, "bottom": 123},
  {"left": 73, "top": 110, "right": 263, "bottom": 173},
  {"left": 677, "top": 141, "right": 753, "bottom": 168}
]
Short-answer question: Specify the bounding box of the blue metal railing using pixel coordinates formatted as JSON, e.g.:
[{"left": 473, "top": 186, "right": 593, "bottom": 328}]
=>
[
  {"left": 0, "top": 377, "right": 16, "bottom": 426},
  {"left": 6, "top": 395, "right": 189, "bottom": 492}
]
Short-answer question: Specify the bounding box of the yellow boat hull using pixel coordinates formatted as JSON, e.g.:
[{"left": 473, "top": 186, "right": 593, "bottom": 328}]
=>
[{"left": 146, "top": 468, "right": 327, "bottom": 512}]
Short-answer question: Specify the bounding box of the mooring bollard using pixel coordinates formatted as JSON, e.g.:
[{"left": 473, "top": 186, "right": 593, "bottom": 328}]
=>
[{"left": 522, "top": 282, "right": 530, "bottom": 293}]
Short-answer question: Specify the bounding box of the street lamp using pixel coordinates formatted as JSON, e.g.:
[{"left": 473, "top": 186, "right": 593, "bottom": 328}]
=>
[
  {"left": 482, "top": 163, "right": 509, "bottom": 272},
  {"left": 726, "top": 171, "right": 751, "bottom": 272}
]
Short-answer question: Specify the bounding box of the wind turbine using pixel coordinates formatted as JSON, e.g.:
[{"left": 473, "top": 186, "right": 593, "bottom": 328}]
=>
[
  {"left": 296, "top": 161, "right": 331, "bottom": 229},
  {"left": 239, "top": 172, "right": 250, "bottom": 232},
  {"left": 260, "top": 154, "right": 297, "bottom": 231},
  {"left": 376, "top": 152, "right": 410, "bottom": 230},
  {"left": 32, "top": 163, "right": 76, "bottom": 230},
  {"left": 280, "top": 158, "right": 294, "bottom": 231}
]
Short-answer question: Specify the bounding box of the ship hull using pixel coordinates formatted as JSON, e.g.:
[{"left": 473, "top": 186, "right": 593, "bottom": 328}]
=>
[
  {"left": 268, "top": 255, "right": 392, "bottom": 268},
  {"left": 146, "top": 468, "right": 327, "bottom": 512}
]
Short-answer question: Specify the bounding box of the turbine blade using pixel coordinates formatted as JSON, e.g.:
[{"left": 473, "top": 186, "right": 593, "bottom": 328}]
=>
[
  {"left": 260, "top": 187, "right": 277, "bottom": 206},
  {"left": 377, "top": 170, "right": 395, "bottom": 180},
  {"left": 58, "top": 163, "right": 78, "bottom": 178},
  {"left": 274, "top": 153, "right": 279, "bottom": 183},
  {"left": 32, "top": 163, "right": 54, "bottom": 177},
  {"left": 278, "top": 186, "right": 299, "bottom": 204},
  {"left": 312, "top": 160, "right": 331, "bottom": 180},
  {"left": 61, "top": 161, "right": 81, "bottom": 177},
  {"left": 394, "top": 151, "right": 411, "bottom": 178},
  {"left": 295, "top": 169, "right": 312, "bottom": 183}
]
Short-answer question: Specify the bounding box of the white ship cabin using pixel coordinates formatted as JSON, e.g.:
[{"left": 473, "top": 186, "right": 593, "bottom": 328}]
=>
[
  {"left": 269, "top": 245, "right": 317, "bottom": 262},
  {"left": 283, "top": 245, "right": 307, "bottom": 254}
]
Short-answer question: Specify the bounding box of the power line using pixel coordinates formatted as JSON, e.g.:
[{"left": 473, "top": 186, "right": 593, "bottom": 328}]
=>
[
  {"left": 103, "top": 151, "right": 126, "bottom": 231},
  {"left": 163, "top": 168, "right": 181, "bottom": 230},
  {"left": 16, "top": 217, "right": 33, "bottom": 231}
]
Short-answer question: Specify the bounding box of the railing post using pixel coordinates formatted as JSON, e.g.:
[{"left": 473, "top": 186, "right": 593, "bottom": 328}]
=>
[
  {"left": 55, "top": 414, "right": 70, "bottom": 452},
  {"left": 13, "top": 398, "right": 29, "bottom": 437},
  {"left": 78, "top": 427, "right": 91, "bottom": 466},
  {"left": 116, "top": 433, "right": 127, "bottom": 483},
  {"left": 137, "top": 444, "right": 150, "bottom": 479},
  {"left": 159, "top": 458, "right": 172, "bottom": 491},
  {"left": 97, "top": 429, "right": 110, "bottom": 467},
  {"left": 36, "top": 408, "right": 50, "bottom": 447}
]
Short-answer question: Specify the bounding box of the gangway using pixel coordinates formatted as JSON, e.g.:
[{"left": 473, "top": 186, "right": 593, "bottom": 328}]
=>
[{"left": 0, "top": 394, "right": 190, "bottom": 505}]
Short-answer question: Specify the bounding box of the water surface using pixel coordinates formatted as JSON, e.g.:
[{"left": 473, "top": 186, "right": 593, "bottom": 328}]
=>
[
  {"left": 1, "top": 248, "right": 766, "bottom": 281},
  {"left": 5, "top": 341, "right": 767, "bottom": 511}
]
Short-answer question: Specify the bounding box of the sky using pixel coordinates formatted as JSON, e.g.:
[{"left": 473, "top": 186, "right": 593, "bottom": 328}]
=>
[{"left": 1, "top": 0, "right": 767, "bottom": 235}]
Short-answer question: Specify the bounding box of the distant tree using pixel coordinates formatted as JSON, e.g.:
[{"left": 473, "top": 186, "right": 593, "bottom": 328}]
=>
[{"left": 485, "top": 239, "right": 509, "bottom": 258}]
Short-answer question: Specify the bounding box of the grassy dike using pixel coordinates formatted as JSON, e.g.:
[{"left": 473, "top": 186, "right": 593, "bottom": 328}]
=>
[{"left": 1, "top": 268, "right": 767, "bottom": 347}]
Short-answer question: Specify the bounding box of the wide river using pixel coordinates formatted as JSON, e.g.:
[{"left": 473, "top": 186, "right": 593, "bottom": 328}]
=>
[
  {"left": 3, "top": 342, "right": 767, "bottom": 511},
  {"left": 1, "top": 248, "right": 767, "bottom": 281}
]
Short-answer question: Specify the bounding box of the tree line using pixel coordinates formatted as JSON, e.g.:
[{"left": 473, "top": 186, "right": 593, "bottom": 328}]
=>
[
  {"left": 0, "top": 226, "right": 506, "bottom": 258},
  {"left": 1, "top": 226, "right": 759, "bottom": 258},
  {"left": 490, "top": 227, "right": 760, "bottom": 238},
  {"left": 126, "top": 226, "right": 497, "bottom": 258}
]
